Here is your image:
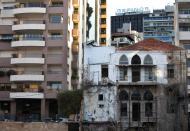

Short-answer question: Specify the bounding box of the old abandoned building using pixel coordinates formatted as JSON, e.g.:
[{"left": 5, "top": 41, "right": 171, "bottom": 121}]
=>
[{"left": 82, "top": 38, "right": 188, "bottom": 131}]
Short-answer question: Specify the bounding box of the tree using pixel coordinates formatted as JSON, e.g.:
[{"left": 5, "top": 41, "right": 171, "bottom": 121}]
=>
[{"left": 58, "top": 90, "right": 83, "bottom": 117}]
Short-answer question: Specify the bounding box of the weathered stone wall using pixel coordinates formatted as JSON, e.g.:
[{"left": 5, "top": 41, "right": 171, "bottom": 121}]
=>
[{"left": 0, "top": 122, "right": 68, "bottom": 131}]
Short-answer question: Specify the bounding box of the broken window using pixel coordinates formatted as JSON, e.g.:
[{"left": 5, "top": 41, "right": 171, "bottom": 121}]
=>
[
  {"left": 143, "top": 90, "right": 153, "bottom": 101},
  {"left": 145, "top": 103, "right": 153, "bottom": 117},
  {"left": 119, "top": 90, "right": 128, "bottom": 101},
  {"left": 98, "top": 94, "right": 103, "bottom": 101},
  {"left": 120, "top": 103, "right": 127, "bottom": 116},
  {"left": 132, "top": 103, "right": 140, "bottom": 121},
  {"left": 101, "top": 65, "right": 108, "bottom": 78},
  {"left": 99, "top": 104, "right": 104, "bottom": 108},
  {"left": 167, "top": 64, "right": 174, "bottom": 78}
]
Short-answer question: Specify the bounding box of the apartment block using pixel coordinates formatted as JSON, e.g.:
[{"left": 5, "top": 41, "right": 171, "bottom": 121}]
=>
[
  {"left": 143, "top": 5, "right": 174, "bottom": 44},
  {"left": 175, "top": 0, "right": 190, "bottom": 129},
  {"left": 0, "top": 0, "right": 78, "bottom": 121}
]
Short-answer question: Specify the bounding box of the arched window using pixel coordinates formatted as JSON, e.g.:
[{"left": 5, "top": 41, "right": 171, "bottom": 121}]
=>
[
  {"left": 144, "top": 55, "right": 153, "bottom": 65},
  {"left": 119, "top": 90, "right": 128, "bottom": 101},
  {"left": 131, "top": 90, "right": 141, "bottom": 100},
  {"left": 131, "top": 55, "right": 141, "bottom": 65},
  {"left": 144, "top": 90, "right": 153, "bottom": 100},
  {"left": 119, "top": 55, "right": 128, "bottom": 65}
]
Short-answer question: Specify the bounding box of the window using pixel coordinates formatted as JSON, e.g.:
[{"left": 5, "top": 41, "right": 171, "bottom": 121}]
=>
[
  {"left": 51, "top": 1, "right": 63, "bottom": 7},
  {"left": 131, "top": 91, "right": 141, "bottom": 100},
  {"left": 187, "top": 59, "right": 190, "bottom": 67},
  {"left": 145, "top": 103, "right": 153, "bottom": 117},
  {"left": 119, "top": 90, "right": 128, "bottom": 101},
  {"left": 101, "top": 28, "right": 106, "bottom": 34},
  {"left": 48, "top": 82, "right": 63, "bottom": 89},
  {"left": 132, "top": 103, "right": 140, "bottom": 121},
  {"left": 119, "top": 55, "right": 128, "bottom": 65},
  {"left": 99, "top": 104, "right": 104, "bottom": 108},
  {"left": 145, "top": 68, "right": 154, "bottom": 81},
  {"left": 98, "top": 94, "right": 103, "bottom": 101},
  {"left": 49, "top": 15, "right": 62, "bottom": 23},
  {"left": 144, "top": 55, "right": 153, "bottom": 65},
  {"left": 144, "top": 90, "right": 153, "bottom": 101},
  {"left": 119, "top": 67, "right": 128, "bottom": 81},
  {"left": 100, "top": 38, "right": 106, "bottom": 43},
  {"left": 120, "top": 103, "right": 127, "bottom": 116},
  {"left": 131, "top": 55, "right": 141, "bottom": 65},
  {"left": 183, "top": 44, "right": 190, "bottom": 50},
  {"left": 167, "top": 64, "right": 174, "bottom": 78},
  {"left": 101, "top": 65, "right": 108, "bottom": 78}
]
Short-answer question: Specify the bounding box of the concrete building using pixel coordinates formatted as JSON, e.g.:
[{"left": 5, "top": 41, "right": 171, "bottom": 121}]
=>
[
  {"left": 0, "top": 0, "right": 81, "bottom": 121},
  {"left": 111, "top": 23, "right": 143, "bottom": 47},
  {"left": 143, "top": 5, "right": 174, "bottom": 44},
  {"left": 111, "top": 12, "right": 150, "bottom": 34},
  {"left": 82, "top": 39, "right": 188, "bottom": 131},
  {"left": 174, "top": 0, "right": 190, "bottom": 129}
]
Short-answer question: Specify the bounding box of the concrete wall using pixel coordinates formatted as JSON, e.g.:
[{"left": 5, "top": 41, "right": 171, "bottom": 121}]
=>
[
  {"left": 0, "top": 122, "right": 68, "bottom": 131},
  {"left": 83, "top": 86, "right": 117, "bottom": 122}
]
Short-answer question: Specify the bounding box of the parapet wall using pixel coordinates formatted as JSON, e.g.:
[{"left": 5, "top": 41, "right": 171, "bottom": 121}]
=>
[{"left": 0, "top": 122, "right": 68, "bottom": 131}]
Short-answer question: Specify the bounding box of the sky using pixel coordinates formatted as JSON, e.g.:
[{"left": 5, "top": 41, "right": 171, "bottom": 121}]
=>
[{"left": 109, "top": 0, "right": 175, "bottom": 16}]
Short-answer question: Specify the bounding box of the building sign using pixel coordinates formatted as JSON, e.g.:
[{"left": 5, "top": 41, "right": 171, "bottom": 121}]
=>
[{"left": 116, "top": 7, "right": 150, "bottom": 15}]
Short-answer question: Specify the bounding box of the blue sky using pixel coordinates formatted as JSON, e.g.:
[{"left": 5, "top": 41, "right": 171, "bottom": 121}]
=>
[{"left": 109, "top": 0, "right": 175, "bottom": 15}]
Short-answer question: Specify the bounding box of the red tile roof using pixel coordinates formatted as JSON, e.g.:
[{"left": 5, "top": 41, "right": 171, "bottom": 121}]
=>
[{"left": 118, "top": 38, "right": 183, "bottom": 51}]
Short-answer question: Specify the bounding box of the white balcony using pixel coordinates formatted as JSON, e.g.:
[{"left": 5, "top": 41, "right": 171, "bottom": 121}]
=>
[
  {"left": 11, "top": 40, "right": 45, "bottom": 47},
  {"left": 10, "top": 92, "right": 44, "bottom": 99},
  {"left": 13, "top": 7, "right": 46, "bottom": 15},
  {"left": 179, "top": 31, "right": 190, "bottom": 40},
  {"left": 12, "top": 24, "right": 45, "bottom": 31},
  {"left": 11, "top": 58, "right": 44, "bottom": 65},
  {"left": 10, "top": 75, "right": 44, "bottom": 82}
]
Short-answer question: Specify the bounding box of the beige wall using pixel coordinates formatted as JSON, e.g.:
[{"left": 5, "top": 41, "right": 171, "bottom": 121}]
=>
[{"left": 0, "top": 122, "right": 68, "bottom": 131}]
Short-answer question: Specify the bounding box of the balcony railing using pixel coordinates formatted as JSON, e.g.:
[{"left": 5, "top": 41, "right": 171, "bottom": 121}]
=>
[
  {"left": 15, "top": 3, "right": 46, "bottom": 8},
  {"left": 48, "top": 35, "right": 63, "bottom": 40},
  {"left": 13, "top": 35, "right": 44, "bottom": 41}
]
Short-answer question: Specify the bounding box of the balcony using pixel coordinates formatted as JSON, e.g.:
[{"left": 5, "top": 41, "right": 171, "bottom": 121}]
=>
[
  {"left": 12, "top": 21, "right": 45, "bottom": 31},
  {"left": 179, "top": 14, "right": 190, "bottom": 19},
  {"left": 72, "top": 29, "right": 79, "bottom": 37},
  {"left": 10, "top": 92, "right": 44, "bottom": 99},
  {"left": 179, "top": 31, "right": 190, "bottom": 40},
  {"left": 72, "top": 14, "right": 79, "bottom": 22},
  {"left": 10, "top": 74, "right": 44, "bottom": 82},
  {"left": 187, "top": 85, "right": 190, "bottom": 94},
  {"left": 11, "top": 58, "right": 44, "bottom": 65},
  {"left": 73, "top": 0, "right": 79, "bottom": 7},
  {"left": 13, "top": 3, "right": 46, "bottom": 15},
  {"left": 11, "top": 35, "right": 45, "bottom": 47}
]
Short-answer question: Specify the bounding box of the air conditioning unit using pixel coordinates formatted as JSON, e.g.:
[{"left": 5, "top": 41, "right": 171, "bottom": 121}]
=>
[{"left": 101, "top": 77, "right": 108, "bottom": 85}]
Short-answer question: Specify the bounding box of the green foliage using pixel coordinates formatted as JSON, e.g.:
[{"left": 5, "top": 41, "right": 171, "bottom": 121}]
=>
[{"left": 58, "top": 90, "right": 83, "bottom": 117}]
